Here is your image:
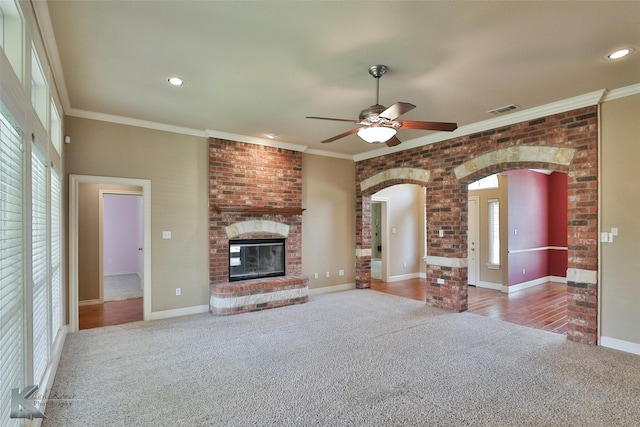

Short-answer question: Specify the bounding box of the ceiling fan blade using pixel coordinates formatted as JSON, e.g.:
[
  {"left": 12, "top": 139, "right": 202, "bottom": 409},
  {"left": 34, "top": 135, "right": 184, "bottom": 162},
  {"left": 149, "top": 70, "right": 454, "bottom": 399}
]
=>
[
  {"left": 321, "top": 127, "right": 360, "bottom": 143},
  {"left": 400, "top": 120, "right": 458, "bottom": 132},
  {"left": 306, "top": 116, "right": 359, "bottom": 123},
  {"left": 385, "top": 136, "right": 402, "bottom": 147},
  {"left": 379, "top": 102, "right": 416, "bottom": 120}
]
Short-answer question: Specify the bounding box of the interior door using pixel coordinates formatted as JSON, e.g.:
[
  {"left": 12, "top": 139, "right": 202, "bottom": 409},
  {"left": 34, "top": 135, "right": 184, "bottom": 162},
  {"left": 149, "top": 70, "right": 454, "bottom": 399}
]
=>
[{"left": 468, "top": 196, "right": 480, "bottom": 286}]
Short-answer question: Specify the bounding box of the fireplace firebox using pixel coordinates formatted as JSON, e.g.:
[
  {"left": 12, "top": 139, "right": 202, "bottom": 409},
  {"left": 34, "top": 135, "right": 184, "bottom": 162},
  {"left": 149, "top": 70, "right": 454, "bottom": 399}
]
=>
[{"left": 229, "top": 238, "right": 286, "bottom": 282}]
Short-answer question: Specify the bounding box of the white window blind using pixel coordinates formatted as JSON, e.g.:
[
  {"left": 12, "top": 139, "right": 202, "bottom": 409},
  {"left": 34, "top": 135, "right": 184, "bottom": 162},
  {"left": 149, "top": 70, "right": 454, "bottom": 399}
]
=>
[
  {"left": 50, "top": 168, "right": 61, "bottom": 340},
  {"left": 32, "top": 145, "right": 49, "bottom": 385},
  {"left": 488, "top": 199, "right": 500, "bottom": 267},
  {"left": 0, "top": 108, "right": 24, "bottom": 423}
]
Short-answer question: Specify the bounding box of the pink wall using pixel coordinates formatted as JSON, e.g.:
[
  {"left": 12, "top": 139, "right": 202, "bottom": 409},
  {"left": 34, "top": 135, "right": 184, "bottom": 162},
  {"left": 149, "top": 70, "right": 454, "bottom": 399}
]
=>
[
  {"left": 103, "top": 194, "right": 143, "bottom": 276},
  {"left": 506, "top": 170, "right": 567, "bottom": 286},
  {"left": 548, "top": 172, "right": 568, "bottom": 276}
]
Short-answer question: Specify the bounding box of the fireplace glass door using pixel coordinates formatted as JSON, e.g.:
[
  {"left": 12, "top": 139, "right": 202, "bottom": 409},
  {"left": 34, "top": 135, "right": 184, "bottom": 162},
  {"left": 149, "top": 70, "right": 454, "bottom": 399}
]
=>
[{"left": 229, "top": 238, "right": 285, "bottom": 281}]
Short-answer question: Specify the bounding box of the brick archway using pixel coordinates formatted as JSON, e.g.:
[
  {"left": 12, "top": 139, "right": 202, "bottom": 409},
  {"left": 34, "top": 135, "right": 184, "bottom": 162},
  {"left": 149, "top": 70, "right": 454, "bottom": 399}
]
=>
[{"left": 355, "top": 107, "right": 598, "bottom": 345}]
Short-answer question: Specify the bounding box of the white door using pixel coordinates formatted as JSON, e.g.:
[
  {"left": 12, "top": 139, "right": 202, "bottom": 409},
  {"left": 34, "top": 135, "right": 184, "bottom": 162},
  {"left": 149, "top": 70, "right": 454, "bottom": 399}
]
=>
[{"left": 468, "top": 196, "right": 480, "bottom": 286}]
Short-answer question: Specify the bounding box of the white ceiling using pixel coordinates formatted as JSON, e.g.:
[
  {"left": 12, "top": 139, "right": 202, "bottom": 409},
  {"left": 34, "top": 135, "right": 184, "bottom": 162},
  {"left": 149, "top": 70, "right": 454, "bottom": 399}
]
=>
[{"left": 44, "top": 1, "right": 640, "bottom": 158}]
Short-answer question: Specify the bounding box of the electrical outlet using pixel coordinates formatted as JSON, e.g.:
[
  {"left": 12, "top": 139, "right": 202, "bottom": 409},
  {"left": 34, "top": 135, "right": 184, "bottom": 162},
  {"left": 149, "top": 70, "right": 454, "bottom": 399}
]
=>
[
  {"left": 314, "top": 273, "right": 319, "bottom": 279},
  {"left": 403, "top": 261, "right": 407, "bottom": 268},
  {"left": 325, "top": 271, "right": 330, "bottom": 278},
  {"left": 339, "top": 269, "right": 345, "bottom": 276},
  {"left": 439, "top": 229, "right": 444, "bottom": 237},
  {"left": 176, "top": 288, "right": 181, "bottom": 296},
  {"left": 437, "top": 278, "right": 445, "bottom": 285}
]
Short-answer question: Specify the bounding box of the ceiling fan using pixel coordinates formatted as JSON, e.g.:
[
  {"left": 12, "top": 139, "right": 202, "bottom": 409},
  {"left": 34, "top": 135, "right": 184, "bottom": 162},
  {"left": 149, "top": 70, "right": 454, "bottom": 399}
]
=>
[{"left": 307, "top": 65, "right": 457, "bottom": 147}]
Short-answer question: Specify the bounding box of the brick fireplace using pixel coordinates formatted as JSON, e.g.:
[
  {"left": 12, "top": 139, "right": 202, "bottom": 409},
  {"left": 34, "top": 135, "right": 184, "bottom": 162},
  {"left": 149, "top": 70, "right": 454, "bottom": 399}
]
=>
[{"left": 208, "top": 138, "right": 308, "bottom": 315}]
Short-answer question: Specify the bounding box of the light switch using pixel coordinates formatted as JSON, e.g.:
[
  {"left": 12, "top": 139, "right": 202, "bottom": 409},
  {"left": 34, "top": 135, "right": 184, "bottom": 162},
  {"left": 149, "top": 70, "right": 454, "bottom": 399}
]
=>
[
  {"left": 611, "top": 227, "right": 619, "bottom": 236},
  {"left": 162, "top": 231, "right": 172, "bottom": 239},
  {"left": 392, "top": 228, "right": 397, "bottom": 234}
]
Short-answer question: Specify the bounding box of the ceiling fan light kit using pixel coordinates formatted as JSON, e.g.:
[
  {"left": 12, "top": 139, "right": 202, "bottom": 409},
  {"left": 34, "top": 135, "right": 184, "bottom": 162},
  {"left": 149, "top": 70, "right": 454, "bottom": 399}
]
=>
[
  {"left": 307, "top": 65, "right": 457, "bottom": 147},
  {"left": 357, "top": 126, "right": 397, "bottom": 144}
]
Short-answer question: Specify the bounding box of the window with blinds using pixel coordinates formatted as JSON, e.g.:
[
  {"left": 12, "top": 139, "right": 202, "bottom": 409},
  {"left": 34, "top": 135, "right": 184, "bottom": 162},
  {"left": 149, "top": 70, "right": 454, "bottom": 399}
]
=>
[
  {"left": 50, "top": 169, "right": 62, "bottom": 340},
  {"left": 0, "top": 107, "right": 25, "bottom": 423},
  {"left": 488, "top": 199, "right": 500, "bottom": 267},
  {"left": 32, "top": 146, "right": 49, "bottom": 385}
]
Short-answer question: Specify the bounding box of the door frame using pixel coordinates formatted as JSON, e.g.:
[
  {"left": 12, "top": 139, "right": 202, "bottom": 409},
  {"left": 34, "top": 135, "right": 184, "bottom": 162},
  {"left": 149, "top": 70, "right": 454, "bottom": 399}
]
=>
[
  {"left": 372, "top": 196, "right": 390, "bottom": 282},
  {"left": 468, "top": 196, "right": 480, "bottom": 286},
  {"left": 69, "top": 175, "right": 152, "bottom": 332}
]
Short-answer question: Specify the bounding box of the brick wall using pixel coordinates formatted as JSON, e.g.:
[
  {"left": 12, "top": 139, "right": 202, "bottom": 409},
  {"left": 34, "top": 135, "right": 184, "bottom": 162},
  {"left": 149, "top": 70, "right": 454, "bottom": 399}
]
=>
[
  {"left": 355, "top": 107, "right": 598, "bottom": 344},
  {"left": 209, "top": 138, "right": 303, "bottom": 285}
]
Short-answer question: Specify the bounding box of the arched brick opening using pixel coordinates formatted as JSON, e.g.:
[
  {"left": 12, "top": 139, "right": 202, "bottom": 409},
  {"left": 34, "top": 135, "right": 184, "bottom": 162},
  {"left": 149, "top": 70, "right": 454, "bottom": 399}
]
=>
[{"left": 355, "top": 107, "right": 598, "bottom": 345}]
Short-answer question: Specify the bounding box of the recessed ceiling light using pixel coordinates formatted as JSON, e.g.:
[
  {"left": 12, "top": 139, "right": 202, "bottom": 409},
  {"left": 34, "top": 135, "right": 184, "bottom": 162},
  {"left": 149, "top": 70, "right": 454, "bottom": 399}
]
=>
[
  {"left": 167, "top": 77, "right": 185, "bottom": 86},
  {"left": 606, "top": 48, "right": 634, "bottom": 60},
  {"left": 266, "top": 133, "right": 277, "bottom": 139}
]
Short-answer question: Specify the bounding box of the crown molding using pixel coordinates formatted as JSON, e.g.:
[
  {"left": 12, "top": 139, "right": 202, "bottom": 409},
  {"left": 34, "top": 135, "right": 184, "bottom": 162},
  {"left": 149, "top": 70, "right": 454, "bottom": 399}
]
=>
[
  {"left": 303, "top": 148, "right": 354, "bottom": 160},
  {"left": 353, "top": 89, "right": 607, "bottom": 162},
  {"left": 68, "top": 108, "right": 206, "bottom": 138},
  {"left": 602, "top": 83, "right": 640, "bottom": 102},
  {"left": 205, "top": 129, "right": 308, "bottom": 152}
]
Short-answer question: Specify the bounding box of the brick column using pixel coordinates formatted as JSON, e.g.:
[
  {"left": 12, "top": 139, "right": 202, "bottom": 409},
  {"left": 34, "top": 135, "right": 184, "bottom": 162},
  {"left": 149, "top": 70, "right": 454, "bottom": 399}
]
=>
[
  {"left": 424, "top": 173, "right": 468, "bottom": 312},
  {"left": 355, "top": 193, "right": 371, "bottom": 288}
]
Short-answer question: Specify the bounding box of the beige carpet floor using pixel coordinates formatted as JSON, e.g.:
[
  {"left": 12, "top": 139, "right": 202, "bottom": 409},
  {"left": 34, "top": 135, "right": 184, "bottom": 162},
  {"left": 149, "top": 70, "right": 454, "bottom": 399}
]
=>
[{"left": 43, "top": 289, "right": 640, "bottom": 426}]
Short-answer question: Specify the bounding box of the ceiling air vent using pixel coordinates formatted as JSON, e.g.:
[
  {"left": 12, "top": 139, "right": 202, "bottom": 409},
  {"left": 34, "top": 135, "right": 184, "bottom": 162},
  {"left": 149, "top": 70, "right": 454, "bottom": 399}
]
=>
[{"left": 487, "top": 104, "right": 519, "bottom": 115}]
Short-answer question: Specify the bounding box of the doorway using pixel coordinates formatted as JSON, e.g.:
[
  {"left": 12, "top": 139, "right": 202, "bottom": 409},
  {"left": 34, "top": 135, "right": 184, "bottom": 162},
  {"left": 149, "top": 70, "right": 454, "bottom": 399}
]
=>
[
  {"left": 467, "top": 196, "right": 479, "bottom": 286},
  {"left": 370, "top": 197, "right": 389, "bottom": 282},
  {"left": 69, "top": 175, "right": 152, "bottom": 332},
  {"left": 101, "top": 192, "right": 144, "bottom": 303}
]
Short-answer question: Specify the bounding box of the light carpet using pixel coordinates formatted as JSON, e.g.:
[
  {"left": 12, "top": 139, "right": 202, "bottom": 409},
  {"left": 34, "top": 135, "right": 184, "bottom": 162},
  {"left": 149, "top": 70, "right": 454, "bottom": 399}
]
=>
[
  {"left": 103, "top": 274, "right": 142, "bottom": 301},
  {"left": 44, "top": 290, "right": 640, "bottom": 426}
]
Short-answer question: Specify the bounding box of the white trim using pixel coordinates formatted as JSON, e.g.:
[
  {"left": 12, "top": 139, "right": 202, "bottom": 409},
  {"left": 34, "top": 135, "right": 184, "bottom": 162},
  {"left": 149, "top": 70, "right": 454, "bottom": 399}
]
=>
[
  {"left": 308, "top": 283, "right": 356, "bottom": 295},
  {"left": 69, "top": 175, "right": 152, "bottom": 332},
  {"left": 505, "top": 276, "right": 553, "bottom": 293},
  {"left": 419, "top": 272, "right": 427, "bottom": 279},
  {"left": 600, "top": 336, "right": 640, "bottom": 356},
  {"left": 206, "top": 128, "right": 308, "bottom": 152},
  {"left": 476, "top": 281, "right": 502, "bottom": 291},
  {"left": 550, "top": 275, "right": 568, "bottom": 283},
  {"left": 508, "top": 246, "right": 568, "bottom": 254},
  {"left": 424, "top": 256, "right": 468, "bottom": 269},
  {"left": 149, "top": 304, "right": 210, "bottom": 321},
  {"left": 371, "top": 196, "right": 390, "bottom": 282},
  {"left": 303, "top": 148, "right": 353, "bottom": 160},
  {"left": 601, "top": 83, "right": 640, "bottom": 102},
  {"left": 354, "top": 90, "right": 606, "bottom": 162},
  {"left": 387, "top": 273, "right": 422, "bottom": 283},
  {"left": 78, "top": 299, "right": 102, "bottom": 307}
]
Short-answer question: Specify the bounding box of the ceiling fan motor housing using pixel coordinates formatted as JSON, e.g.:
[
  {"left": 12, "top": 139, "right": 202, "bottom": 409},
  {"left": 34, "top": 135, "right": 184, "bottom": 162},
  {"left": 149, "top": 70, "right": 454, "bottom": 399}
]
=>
[{"left": 359, "top": 104, "right": 387, "bottom": 122}]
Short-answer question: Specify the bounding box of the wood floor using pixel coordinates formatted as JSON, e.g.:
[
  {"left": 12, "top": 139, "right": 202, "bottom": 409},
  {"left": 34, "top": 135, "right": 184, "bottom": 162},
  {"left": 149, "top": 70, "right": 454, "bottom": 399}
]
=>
[
  {"left": 79, "top": 298, "right": 143, "bottom": 330},
  {"left": 371, "top": 278, "right": 567, "bottom": 335}
]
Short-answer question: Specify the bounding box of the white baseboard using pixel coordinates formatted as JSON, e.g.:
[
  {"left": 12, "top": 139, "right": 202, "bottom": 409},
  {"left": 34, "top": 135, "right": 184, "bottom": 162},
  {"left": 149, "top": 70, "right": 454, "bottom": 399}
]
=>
[
  {"left": 149, "top": 304, "right": 210, "bottom": 321},
  {"left": 475, "top": 281, "right": 502, "bottom": 291},
  {"left": 388, "top": 272, "right": 422, "bottom": 283},
  {"left": 600, "top": 336, "right": 640, "bottom": 355},
  {"left": 419, "top": 272, "right": 426, "bottom": 279},
  {"left": 78, "top": 298, "right": 102, "bottom": 306},
  {"left": 104, "top": 271, "right": 138, "bottom": 276},
  {"left": 506, "top": 276, "right": 553, "bottom": 293},
  {"left": 309, "top": 283, "right": 356, "bottom": 296},
  {"left": 550, "top": 275, "right": 567, "bottom": 283}
]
